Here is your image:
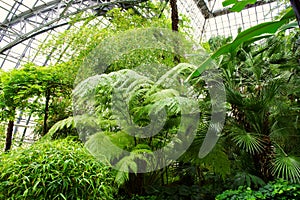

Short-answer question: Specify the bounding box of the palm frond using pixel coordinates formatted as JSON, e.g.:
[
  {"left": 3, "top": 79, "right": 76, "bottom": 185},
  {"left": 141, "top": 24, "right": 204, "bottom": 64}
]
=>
[
  {"left": 231, "top": 128, "right": 265, "bottom": 155},
  {"left": 271, "top": 153, "right": 300, "bottom": 183}
]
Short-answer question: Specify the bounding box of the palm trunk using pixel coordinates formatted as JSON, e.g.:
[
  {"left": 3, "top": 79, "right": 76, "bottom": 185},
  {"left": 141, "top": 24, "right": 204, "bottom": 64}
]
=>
[{"left": 260, "top": 135, "right": 275, "bottom": 180}]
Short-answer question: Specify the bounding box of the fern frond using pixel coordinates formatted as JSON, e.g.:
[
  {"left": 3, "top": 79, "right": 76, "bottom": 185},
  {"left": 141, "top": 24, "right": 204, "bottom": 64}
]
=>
[
  {"left": 47, "top": 116, "right": 75, "bottom": 137},
  {"left": 147, "top": 89, "right": 179, "bottom": 103}
]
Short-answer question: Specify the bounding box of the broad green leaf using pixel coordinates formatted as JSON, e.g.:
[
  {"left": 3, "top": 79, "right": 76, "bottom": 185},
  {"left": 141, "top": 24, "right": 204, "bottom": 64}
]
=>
[
  {"left": 222, "top": 0, "right": 237, "bottom": 7},
  {"left": 231, "top": 2, "right": 249, "bottom": 12},
  {"left": 222, "top": 0, "right": 257, "bottom": 12}
]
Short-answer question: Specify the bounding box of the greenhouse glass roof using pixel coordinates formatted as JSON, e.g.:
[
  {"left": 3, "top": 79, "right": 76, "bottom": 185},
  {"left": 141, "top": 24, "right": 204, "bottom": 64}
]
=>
[
  {"left": 0, "top": 0, "right": 150, "bottom": 70},
  {"left": 0, "top": 0, "right": 287, "bottom": 70}
]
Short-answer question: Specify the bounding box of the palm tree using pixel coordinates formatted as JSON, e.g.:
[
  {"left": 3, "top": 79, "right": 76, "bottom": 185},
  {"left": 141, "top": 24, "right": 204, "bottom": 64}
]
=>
[{"left": 216, "top": 31, "right": 300, "bottom": 183}]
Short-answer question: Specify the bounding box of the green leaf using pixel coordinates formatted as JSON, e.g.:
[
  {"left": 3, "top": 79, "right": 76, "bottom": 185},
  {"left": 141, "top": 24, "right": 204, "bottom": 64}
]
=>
[
  {"left": 223, "top": 0, "right": 257, "bottom": 12},
  {"left": 231, "top": 2, "right": 248, "bottom": 12},
  {"left": 271, "top": 154, "right": 300, "bottom": 183},
  {"left": 232, "top": 130, "right": 265, "bottom": 155},
  {"left": 222, "top": 0, "right": 237, "bottom": 7},
  {"left": 188, "top": 8, "right": 295, "bottom": 80}
]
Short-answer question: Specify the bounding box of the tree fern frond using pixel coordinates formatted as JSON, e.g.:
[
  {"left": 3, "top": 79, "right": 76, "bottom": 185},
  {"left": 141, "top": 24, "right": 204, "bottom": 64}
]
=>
[
  {"left": 156, "top": 63, "right": 196, "bottom": 86},
  {"left": 147, "top": 89, "right": 179, "bottom": 103},
  {"left": 200, "top": 144, "right": 231, "bottom": 179},
  {"left": 115, "top": 171, "right": 129, "bottom": 187},
  {"left": 85, "top": 131, "right": 125, "bottom": 163},
  {"left": 47, "top": 116, "right": 75, "bottom": 137}
]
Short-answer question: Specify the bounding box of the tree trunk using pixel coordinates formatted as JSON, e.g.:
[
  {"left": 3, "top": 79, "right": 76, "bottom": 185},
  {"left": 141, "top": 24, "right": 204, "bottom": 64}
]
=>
[
  {"left": 290, "top": 0, "right": 300, "bottom": 27},
  {"left": 4, "top": 120, "right": 14, "bottom": 152},
  {"left": 170, "top": 0, "right": 180, "bottom": 64},
  {"left": 253, "top": 135, "right": 275, "bottom": 182},
  {"left": 19, "top": 114, "right": 32, "bottom": 147},
  {"left": 170, "top": 0, "right": 179, "bottom": 32},
  {"left": 42, "top": 88, "right": 51, "bottom": 136}
]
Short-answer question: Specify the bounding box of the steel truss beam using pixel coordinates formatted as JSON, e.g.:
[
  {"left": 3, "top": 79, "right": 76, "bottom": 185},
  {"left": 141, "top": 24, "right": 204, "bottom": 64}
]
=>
[{"left": 0, "top": 0, "right": 148, "bottom": 69}]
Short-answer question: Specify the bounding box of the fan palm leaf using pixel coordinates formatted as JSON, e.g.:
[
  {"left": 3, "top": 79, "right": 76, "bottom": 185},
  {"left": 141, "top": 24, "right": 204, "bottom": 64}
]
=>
[
  {"left": 271, "top": 153, "right": 300, "bottom": 183},
  {"left": 231, "top": 127, "right": 265, "bottom": 155}
]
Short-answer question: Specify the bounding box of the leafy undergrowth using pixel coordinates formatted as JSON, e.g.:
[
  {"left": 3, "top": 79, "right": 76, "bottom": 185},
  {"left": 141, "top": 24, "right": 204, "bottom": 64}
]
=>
[
  {"left": 216, "top": 179, "right": 300, "bottom": 200},
  {"left": 0, "top": 137, "right": 117, "bottom": 200}
]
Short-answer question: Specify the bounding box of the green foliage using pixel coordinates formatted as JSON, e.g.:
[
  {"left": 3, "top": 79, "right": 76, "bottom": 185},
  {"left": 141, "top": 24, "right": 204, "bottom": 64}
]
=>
[
  {"left": 232, "top": 172, "right": 265, "bottom": 189},
  {"left": 216, "top": 179, "right": 300, "bottom": 200},
  {"left": 47, "top": 116, "right": 77, "bottom": 139},
  {"left": 210, "top": 24, "right": 300, "bottom": 183},
  {"left": 146, "top": 185, "right": 203, "bottom": 200},
  {"left": 189, "top": 8, "right": 296, "bottom": 79},
  {"left": 271, "top": 153, "right": 300, "bottom": 183},
  {"left": 231, "top": 130, "right": 264, "bottom": 155},
  {"left": 0, "top": 63, "right": 74, "bottom": 127},
  {"left": 75, "top": 64, "right": 203, "bottom": 192},
  {"left": 40, "top": 5, "right": 174, "bottom": 68},
  {"left": 0, "top": 124, "right": 5, "bottom": 152},
  {"left": 7, "top": 2, "right": 298, "bottom": 199},
  {"left": 127, "top": 195, "right": 157, "bottom": 200},
  {"left": 222, "top": 0, "right": 257, "bottom": 12},
  {"left": 0, "top": 137, "right": 117, "bottom": 199}
]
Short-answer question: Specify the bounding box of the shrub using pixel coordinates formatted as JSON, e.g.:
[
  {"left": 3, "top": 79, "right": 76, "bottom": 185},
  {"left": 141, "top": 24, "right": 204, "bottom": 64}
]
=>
[
  {"left": 216, "top": 179, "right": 300, "bottom": 200},
  {"left": 0, "top": 124, "right": 5, "bottom": 152},
  {"left": 0, "top": 137, "right": 117, "bottom": 199},
  {"left": 146, "top": 185, "right": 204, "bottom": 200}
]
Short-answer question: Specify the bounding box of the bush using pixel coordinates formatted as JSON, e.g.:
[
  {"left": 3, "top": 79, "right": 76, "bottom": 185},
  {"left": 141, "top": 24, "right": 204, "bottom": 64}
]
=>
[
  {"left": 216, "top": 179, "right": 300, "bottom": 200},
  {"left": 0, "top": 137, "right": 117, "bottom": 199},
  {"left": 146, "top": 185, "right": 204, "bottom": 200}
]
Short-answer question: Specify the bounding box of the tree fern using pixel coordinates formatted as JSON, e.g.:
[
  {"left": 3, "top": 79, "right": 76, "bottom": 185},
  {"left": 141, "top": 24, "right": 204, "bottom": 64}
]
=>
[{"left": 47, "top": 116, "right": 75, "bottom": 139}]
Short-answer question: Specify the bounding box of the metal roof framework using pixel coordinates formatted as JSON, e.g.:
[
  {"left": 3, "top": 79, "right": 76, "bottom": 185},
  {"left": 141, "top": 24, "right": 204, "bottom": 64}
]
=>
[
  {"left": 0, "top": 0, "right": 287, "bottom": 70},
  {"left": 0, "top": 0, "right": 148, "bottom": 70},
  {"left": 179, "top": 0, "right": 286, "bottom": 41}
]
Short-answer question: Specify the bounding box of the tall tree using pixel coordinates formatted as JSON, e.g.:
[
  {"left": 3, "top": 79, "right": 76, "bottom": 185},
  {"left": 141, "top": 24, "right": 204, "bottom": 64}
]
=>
[{"left": 0, "top": 67, "right": 40, "bottom": 151}]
